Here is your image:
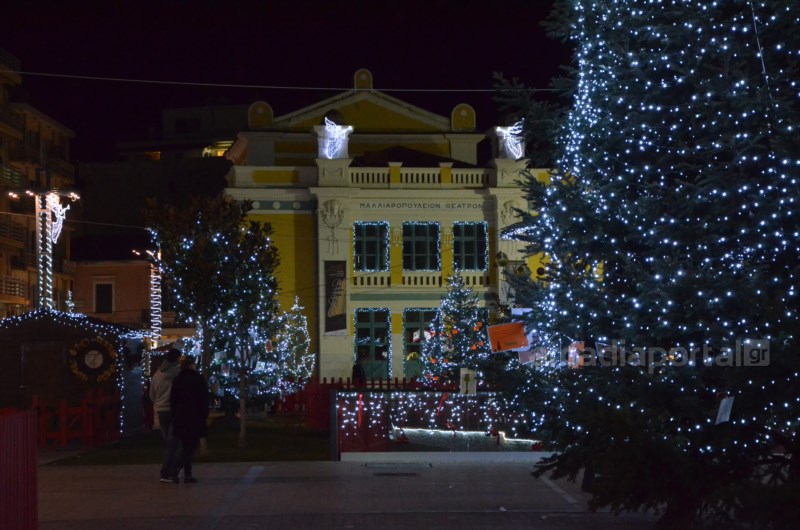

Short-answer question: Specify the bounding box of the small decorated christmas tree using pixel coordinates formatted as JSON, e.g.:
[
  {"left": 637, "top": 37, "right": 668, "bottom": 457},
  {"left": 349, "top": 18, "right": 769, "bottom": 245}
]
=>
[
  {"left": 421, "top": 272, "right": 491, "bottom": 385},
  {"left": 273, "top": 297, "right": 315, "bottom": 395}
]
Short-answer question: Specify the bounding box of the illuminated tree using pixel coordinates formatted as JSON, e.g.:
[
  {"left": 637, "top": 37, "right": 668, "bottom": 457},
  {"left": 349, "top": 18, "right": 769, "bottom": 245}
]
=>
[
  {"left": 421, "top": 273, "right": 491, "bottom": 386},
  {"left": 144, "top": 195, "right": 282, "bottom": 448},
  {"left": 272, "top": 297, "right": 315, "bottom": 395},
  {"left": 143, "top": 194, "right": 247, "bottom": 375},
  {"left": 503, "top": 0, "right": 800, "bottom": 526},
  {"left": 213, "top": 218, "right": 280, "bottom": 448}
]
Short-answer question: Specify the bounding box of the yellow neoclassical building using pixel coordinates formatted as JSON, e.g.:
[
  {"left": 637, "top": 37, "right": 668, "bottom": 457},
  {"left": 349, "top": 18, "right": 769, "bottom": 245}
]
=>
[{"left": 225, "top": 69, "right": 548, "bottom": 381}]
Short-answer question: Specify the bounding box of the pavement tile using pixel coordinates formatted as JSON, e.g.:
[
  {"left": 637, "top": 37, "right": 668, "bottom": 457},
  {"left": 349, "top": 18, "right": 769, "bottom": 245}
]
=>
[{"left": 38, "top": 453, "right": 659, "bottom": 529}]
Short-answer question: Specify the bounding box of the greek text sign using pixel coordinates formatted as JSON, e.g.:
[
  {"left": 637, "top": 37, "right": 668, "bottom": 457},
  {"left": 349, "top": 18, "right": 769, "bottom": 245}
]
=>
[{"left": 357, "top": 201, "right": 483, "bottom": 210}]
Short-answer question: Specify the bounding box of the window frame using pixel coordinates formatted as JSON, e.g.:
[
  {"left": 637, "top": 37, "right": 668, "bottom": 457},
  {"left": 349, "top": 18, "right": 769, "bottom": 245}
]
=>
[
  {"left": 402, "top": 308, "right": 438, "bottom": 380},
  {"left": 353, "top": 308, "right": 391, "bottom": 379},
  {"left": 402, "top": 222, "right": 440, "bottom": 271},
  {"left": 353, "top": 221, "right": 389, "bottom": 272},
  {"left": 92, "top": 277, "right": 114, "bottom": 314},
  {"left": 453, "top": 221, "right": 488, "bottom": 271}
]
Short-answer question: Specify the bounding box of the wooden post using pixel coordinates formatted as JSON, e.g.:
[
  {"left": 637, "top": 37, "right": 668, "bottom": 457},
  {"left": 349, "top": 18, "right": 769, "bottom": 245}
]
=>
[{"left": 58, "top": 400, "right": 67, "bottom": 447}]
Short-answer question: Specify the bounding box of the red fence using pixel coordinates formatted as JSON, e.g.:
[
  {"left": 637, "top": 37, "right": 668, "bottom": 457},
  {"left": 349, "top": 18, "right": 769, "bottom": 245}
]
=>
[
  {"left": 35, "top": 390, "right": 121, "bottom": 448},
  {"left": 2, "top": 390, "right": 121, "bottom": 449},
  {"left": 0, "top": 410, "right": 37, "bottom": 529}
]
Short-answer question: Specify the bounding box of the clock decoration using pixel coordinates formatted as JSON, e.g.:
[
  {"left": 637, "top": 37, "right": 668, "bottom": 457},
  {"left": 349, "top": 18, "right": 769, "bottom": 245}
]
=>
[{"left": 69, "top": 336, "right": 118, "bottom": 383}]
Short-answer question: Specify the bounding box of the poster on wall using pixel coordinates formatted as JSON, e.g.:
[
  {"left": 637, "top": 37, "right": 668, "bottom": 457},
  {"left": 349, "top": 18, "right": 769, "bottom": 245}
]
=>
[{"left": 324, "top": 261, "right": 347, "bottom": 334}]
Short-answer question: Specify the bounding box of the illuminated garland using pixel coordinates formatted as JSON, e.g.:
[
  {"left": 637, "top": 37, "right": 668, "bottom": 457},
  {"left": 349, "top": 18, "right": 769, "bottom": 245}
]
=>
[
  {"left": 149, "top": 259, "right": 162, "bottom": 344},
  {"left": 337, "top": 391, "right": 539, "bottom": 445}
]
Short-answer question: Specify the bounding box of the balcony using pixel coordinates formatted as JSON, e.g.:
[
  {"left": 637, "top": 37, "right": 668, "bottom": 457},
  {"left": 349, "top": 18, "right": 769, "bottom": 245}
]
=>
[
  {"left": 0, "top": 220, "right": 25, "bottom": 244},
  {"left": 230, "top": 165, "right": 492, "bottom": 189},
  {"left": 1, "top": 162, "right": 25, "bottom": 187},
  {"left": 0, "top": 47, "right": 21, "bottom": 73},
  {"left": 0, "top": 106, "right": 23, "bottom": 135},
  {"left": 0, "top": 276, "right": 27, "bottom": 298},
  {"left": 401, "top": 271, "right": 443, "bottom": 288},
  {"left": 10, "top": 252, "right": 35, "bottom": 270},
  {"left": 8, "top": 144, "right": 75, "bottom": 179},
  {"left": 349, "top": 167, "right": 490, "bottom": 189},
  {"left": 351, "top": 271, "right": 391, "bottom": 288}
]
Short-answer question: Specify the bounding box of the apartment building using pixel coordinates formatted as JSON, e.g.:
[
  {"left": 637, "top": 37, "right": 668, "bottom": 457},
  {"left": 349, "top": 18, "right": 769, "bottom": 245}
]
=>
[{"left": 0, "top": 48, "right": 76, "bottom": 316}]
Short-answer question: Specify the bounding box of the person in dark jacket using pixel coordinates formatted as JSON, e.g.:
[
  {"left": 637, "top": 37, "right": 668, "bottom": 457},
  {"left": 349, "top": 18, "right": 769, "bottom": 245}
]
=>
[{"left": 169, "top": 355, "right": 209, "bottom": 484}]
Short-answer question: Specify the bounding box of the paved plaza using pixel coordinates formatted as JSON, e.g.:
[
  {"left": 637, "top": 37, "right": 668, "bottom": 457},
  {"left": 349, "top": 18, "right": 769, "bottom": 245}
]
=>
[{"left": 37, "top": 452, "right": 658, "bottom": 529}]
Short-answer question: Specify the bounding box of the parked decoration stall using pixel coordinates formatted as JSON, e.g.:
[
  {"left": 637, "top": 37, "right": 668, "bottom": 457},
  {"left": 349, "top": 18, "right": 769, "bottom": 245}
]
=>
[{"left": 0, "top": 309, "right": 145, "bottom": 445}]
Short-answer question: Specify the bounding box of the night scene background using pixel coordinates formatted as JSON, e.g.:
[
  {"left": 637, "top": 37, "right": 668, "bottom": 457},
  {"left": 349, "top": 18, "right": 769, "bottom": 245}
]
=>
[
  {"left": 1, "top": 0, "right": 564, "bottom": 162},
  {"left": 1, "top": 2, "right": 798, "bottom": 529}
]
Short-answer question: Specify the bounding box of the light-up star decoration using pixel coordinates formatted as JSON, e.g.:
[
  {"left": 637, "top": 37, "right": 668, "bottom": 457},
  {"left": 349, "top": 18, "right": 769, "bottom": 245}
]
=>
[
  {"left": 323, "top": 117, "right": 354, "bottom": 159},
  {"left": 496, "top": 119, "right": 525, "bottom": 160}
]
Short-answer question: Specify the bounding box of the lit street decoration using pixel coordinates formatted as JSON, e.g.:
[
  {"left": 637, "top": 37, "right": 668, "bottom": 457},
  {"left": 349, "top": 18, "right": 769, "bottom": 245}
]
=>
[
  {"left": 323, "top": 117, "right": 353, "bottom": 159},
  {"left": 8, "top": 172, "right": 79, "bottom": 310},
  {"left": 496, "top": 119, "right": 525, "bottom": 159}
]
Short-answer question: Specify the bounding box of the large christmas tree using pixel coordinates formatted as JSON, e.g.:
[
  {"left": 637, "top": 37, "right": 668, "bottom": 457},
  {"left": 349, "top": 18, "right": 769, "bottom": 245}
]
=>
[{"left": 506, "top": 0, "right": 800, "bottom": 527}]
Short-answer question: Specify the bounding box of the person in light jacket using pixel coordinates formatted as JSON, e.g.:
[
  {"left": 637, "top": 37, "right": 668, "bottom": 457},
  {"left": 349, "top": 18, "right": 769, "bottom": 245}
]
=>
[{"left": 149, "top": 348, "right": 181, "bottom": 482}]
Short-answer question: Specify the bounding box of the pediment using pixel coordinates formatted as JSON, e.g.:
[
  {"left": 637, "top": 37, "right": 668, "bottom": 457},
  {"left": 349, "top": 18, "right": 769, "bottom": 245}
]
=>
[{"left": 273, "top": 90, "right": 451, "bottom": 133}]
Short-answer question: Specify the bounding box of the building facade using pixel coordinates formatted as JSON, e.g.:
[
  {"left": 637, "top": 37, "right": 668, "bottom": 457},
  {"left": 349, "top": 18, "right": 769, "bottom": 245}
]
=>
[
  {"left": 226, "top": 69, "right": 548, "bottom": 381},
  {"left": 0, "top": 48, "right": 76, "bottom": 317}
]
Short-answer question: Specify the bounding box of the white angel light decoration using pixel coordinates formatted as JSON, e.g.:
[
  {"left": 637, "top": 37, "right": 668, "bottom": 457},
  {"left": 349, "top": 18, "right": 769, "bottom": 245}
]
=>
[
  {"left": 323, "top": 117, "right": 354, "bottom": 159},
  {"left": 496, "top": 119, "right": 525, "bottom": 160}
]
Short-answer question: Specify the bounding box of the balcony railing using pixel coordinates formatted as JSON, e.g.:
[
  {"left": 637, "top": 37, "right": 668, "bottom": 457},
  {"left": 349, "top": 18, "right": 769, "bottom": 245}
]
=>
[
  {"left": 1, "top": 163, "right": 25, "bottom": 187},
  {"left": 0, "top": 106, "right": 23, "bottom": 133},
  {"left": 0, "top": 276, "right": 27, "bottom": 298},
  {"left": 0, "top": 220, "right": 25, "bottom": 243},
  {"left": 351, "top": 271, "right": 391, "bottom": 287},
  {"left": 8, "top": 145, "right": 74, "bottom": 179},
  {"left": 343, "top": 167, "right": 490, "bottom": 189},
  {"left": 10, "top": 252, "right": 36, "bottom": 271},
  {"left": 0, "top": 47, "right": 21, "bottom": 72}
]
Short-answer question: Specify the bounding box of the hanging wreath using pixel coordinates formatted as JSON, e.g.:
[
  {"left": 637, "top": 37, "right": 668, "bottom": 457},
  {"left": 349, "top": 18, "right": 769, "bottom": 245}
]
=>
[{"left": 69, "top": 336, "right": 118, "bottom": 384}]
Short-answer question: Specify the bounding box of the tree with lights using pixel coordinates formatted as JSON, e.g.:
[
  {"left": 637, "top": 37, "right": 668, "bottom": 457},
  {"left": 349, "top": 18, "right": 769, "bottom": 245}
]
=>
[
  {"left": 503, "top": 0, "right": 800, "bottom": 527},
  {"left": 143, "top": 194, "right": 249, "bottom": 376},
  {"left": 144, "top": 194, "right": 283, "bottom": 447},
  {"left": 212, "top": 218, "right": 280, "bottom": 448},
  {"left": 272, "top": 297, "right": 315, "bottom": 396},
  {"left": 421, "top": 272, "right": 491, "bottom": 386}
]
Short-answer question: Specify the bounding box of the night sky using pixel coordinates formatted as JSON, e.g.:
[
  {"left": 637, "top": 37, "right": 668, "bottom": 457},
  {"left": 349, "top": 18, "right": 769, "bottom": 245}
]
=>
[{"left": 1, "top": 0, "right": 567, "bottom": 162}]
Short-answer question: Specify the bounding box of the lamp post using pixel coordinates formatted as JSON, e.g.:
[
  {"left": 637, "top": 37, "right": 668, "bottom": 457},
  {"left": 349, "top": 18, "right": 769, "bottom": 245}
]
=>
[
  {"left": 8, "top": 169, "right": 79, "bottom": 310},
  {"left": 132, "top": 248, "right": 162, "bottom": 348}
]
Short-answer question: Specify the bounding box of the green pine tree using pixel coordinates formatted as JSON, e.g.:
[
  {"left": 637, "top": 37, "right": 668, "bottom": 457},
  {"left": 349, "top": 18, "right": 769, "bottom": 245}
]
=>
[
  {"left": 273, "top": 297, "right": 315, "bottom": 395},
  {"left": 503, "top": 1, "right": 800, "bottom": 527},
  {"left": 421, "top": 273, "right": 491, "bottom": 386}
]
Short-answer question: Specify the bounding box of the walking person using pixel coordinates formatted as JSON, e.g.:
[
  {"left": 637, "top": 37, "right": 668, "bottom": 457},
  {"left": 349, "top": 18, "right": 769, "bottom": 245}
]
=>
[
  {"left": 149, "top": 347, "right": 181, "bottom": 483},
  {"left": 169, "top": 354, "right": 209, "bottom": 484}
]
